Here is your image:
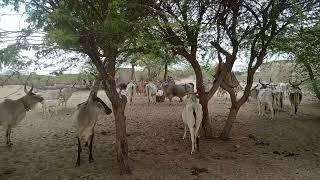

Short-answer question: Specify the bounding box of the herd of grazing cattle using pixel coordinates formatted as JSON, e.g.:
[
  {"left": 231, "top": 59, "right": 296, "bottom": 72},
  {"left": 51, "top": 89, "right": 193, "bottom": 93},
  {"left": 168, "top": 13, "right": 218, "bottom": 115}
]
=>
[{"left": 0, "top": 76, "right": 303, "bottom": 165}]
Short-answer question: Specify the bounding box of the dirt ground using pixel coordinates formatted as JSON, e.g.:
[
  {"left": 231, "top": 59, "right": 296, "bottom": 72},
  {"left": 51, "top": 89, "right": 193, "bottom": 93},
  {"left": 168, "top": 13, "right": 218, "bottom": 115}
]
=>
[{"left": 0, "top": 85, "right": 319, "bottom": 180}]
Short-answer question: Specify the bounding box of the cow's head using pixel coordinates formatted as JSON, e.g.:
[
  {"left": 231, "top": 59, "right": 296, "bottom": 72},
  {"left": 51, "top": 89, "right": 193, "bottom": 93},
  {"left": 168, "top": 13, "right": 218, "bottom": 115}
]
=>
[
  {"left": 23, "top": 84, "right": 44, "bottom": 109},
  {"left": 259, "top": 78, "right": 271, "bottom": 89}
]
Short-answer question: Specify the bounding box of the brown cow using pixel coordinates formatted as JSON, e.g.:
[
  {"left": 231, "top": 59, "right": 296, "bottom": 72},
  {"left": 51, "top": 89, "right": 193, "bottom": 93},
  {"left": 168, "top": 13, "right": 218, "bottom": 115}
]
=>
[
  {"left": 212, "top": 63, "right": 239, "bottom": 88},
  {"left": 136, "top": 80, "right": 147, "bottom": 95}
]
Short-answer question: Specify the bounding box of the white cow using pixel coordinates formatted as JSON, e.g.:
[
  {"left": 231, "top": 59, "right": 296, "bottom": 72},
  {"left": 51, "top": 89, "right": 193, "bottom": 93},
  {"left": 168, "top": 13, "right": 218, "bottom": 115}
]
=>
[
  {"left": 41, "top": 97, "right": 64, "bottom": 116},
  {"left": 278, "top": 83, "right": 288, "bottom": 99},
  {"left": 126, "top": 82, "right": 136, "bottom": 105},
  {"left": 145, "top": 83, "right": 157, "bottom": 105},
  {"left": 257, "top": 88, "right": 275, "bottom": 119},
  {"left": 181, "top": 93, "right": 203, "bottom": 154}
]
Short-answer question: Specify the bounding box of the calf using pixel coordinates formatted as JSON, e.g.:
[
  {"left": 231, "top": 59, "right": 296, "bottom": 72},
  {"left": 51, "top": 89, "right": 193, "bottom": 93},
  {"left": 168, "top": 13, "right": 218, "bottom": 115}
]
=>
[
  {"left": 117, "top": 83, "right": 127, "bottom": 95},
  {"left": 60, "top": 83, "right": 77, "bottom": 110},
  {"left": 181, "top": 93, "right": 203, "bottom": 154},
  {"left": 217, "top": 87, "right": 227, "bottom": 98},
  {"left": 136, "top": 81, "right": 147, "bottom": 95},
  {"left": 41, "top": 97, "right": 64, "bottom": 116}
]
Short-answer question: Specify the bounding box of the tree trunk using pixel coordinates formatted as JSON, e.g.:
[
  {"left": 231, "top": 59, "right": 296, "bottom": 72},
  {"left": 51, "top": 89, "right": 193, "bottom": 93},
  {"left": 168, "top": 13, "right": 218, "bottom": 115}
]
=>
[
  {"left": 109, "top": 94, "right": 131, "bottom": 174},
  {"left": 199, "top": 98, "right": 213, "bottom": 138},
  {"left": 131, "top": 63, "right": 135, "bottom": 81},
  {"left": 190, "top": 59, "right": 213, "bottom": 138},
  {"left": 303, "top": 62, "right": 320, "bottom": 100},
  {"left": 147, "top": 67, "right": 151, "bottom": 81},
  {"left": 219, "top": 104, "right": 239, "bottom": 140},
  {"left": 163, "top": 62, "right": 168, "bottom": 80}
]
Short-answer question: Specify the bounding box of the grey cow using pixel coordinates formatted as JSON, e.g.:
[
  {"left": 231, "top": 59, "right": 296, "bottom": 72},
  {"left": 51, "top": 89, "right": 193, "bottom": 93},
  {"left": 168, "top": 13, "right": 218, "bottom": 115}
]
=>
[
  {"left": 162, "top": 79, "right": 194, "bottom": 103},
  {"left": 0, "top": 84, "right": 44, "bottom": 146},
  {"left": 74, "top": 90, "right": 112, "bottom": 167}
]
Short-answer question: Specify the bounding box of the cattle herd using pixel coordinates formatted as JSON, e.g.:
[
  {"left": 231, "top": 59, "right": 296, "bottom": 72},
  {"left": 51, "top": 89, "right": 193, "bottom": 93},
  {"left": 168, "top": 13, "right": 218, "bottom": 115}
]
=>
[
  {"left": 0, "top": 76, "right": 304, "bottom": 165},
  {"left": 249, "top": 79, "right": 303, "bottom": 119}
]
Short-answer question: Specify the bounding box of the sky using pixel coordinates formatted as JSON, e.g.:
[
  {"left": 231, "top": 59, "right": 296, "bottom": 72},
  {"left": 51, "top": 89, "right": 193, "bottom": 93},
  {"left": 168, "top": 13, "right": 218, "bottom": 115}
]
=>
[
  {"left": 0, "top": 5, "right": 280, "bottom": 75},
  {"left": 0, "top": 5, "right": 87, "bottom": 75}
]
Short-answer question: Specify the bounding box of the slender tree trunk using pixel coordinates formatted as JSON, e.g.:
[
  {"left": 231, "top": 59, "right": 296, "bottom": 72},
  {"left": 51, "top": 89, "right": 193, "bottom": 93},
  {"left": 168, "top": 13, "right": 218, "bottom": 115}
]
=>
[
  {"left": 163, "top": 62, "right": 168, "bottom": 80},
  {"left": 147, "top": 67, "right": 151, "bottom": 81},
  {"left": 131, "top": 63, "right": 135, "bottom": 81},
  {"left": 108, "top": 93, "right": 131, "bottom": 174},
  {"left": 199, "top": 98, "right": 212, "bottom": 138},
  {"left": 303, "top": 62, "right": 320, "bottom": 100},
  {"left": 190, "top": 59, "right": 213, "bottom": 138},
  {"left": 219, "top": 104, "right": 239, "bottom": 140},
  {"left": 219, "top": 67, "right": 255, "bottom": 140}
]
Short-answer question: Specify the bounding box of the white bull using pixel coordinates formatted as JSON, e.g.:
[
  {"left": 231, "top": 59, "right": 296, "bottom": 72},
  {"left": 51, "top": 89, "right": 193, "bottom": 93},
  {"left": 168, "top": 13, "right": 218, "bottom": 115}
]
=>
[
  {"left": 181, "top": 93, "right": 203, "bottom": 154},
  {"left": 146, "top": 82, "right": 158, "bottom": 105},
  {"left": 126, "top": 82, "right": 136, "bottom": 105},
  {"left": 257, "top": 88, "right": 275, "bottom": 119}
]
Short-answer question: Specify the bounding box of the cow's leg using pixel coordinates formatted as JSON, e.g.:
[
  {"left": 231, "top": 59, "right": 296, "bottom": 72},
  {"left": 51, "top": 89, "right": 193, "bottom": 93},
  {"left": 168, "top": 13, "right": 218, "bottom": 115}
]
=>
[
  {"left": 76, "top": 137, "right": 82, "bottom": 167},
  {"left": 182, "top": 124, "right": 187, "bottom": 139},
  {"left": 89, "top": 131, "right": 94, "bottom": 163},
  {"left": 194, "top": 125, "right": 200, "bottom": 150},
  {"left": 6, "top": 128, "right": 10, "bottom": 146},
  {"left": 263, "top": 104, "right": 267, "bottom": 116},
  {"left": 6, "top": 127, "right": 13, "bottom": 146},
  {"left": 269, "top": 103, "right": 274, "bottom": 119},
  {"left": 258, "top": 101, "right": 261, "bottom": 116},
  {"left": 188, "top": 124, "right": 195, "bottom": 154}
]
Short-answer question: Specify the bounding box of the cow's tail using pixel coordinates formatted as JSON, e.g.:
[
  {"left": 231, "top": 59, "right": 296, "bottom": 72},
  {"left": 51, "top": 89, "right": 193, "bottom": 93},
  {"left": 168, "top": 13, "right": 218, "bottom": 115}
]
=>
[
  {"left": 189, "top": 83, "right": 195, "bottom": 92},
  {"left": 192, "top": 108, "right": 199, "bottom": 149},
  {"left": 294, "top": 92, "right": 299, "bottom": 114},
  {"left": 146, "top": 85, "right": 150, "bottom": 103},
  {"left": 130, "top": 85, "right": 134, "bottom": 97}
]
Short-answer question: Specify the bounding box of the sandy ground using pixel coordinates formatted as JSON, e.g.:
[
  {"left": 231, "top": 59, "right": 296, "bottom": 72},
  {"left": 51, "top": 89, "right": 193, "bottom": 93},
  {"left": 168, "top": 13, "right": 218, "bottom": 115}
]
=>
[{"left": 0, "top": 85, "right": 319, "bottom": 180}]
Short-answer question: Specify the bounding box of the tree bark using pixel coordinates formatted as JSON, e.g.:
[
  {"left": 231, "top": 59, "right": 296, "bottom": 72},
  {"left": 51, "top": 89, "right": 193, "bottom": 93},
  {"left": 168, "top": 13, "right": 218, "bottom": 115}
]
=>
[
  {"left": 199, "top": 98, "right": 212, "bottom": 138},
  {"left": 163, "top": 62, "right": 168, "bottom": 80},
  {"left": 219, "top": 104, "right": 239, "bottom": 140},
  {"left": 189, "top": 58, "right": 213, "bottom": 138},
  {"left": 303, "top": 62, "right": 320, "bottom": 100},
  {"left": 88, "top": 48, "right": 131, "bottom": 174},
  {"left": 131, "top": 63, "right": 135, "bottom": 81},
  {"left": 147, "top": 67, "right": 151, "bottom": 81},
  {"left": 111, "top": 96, "right": 131, "bottom": 174}
]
